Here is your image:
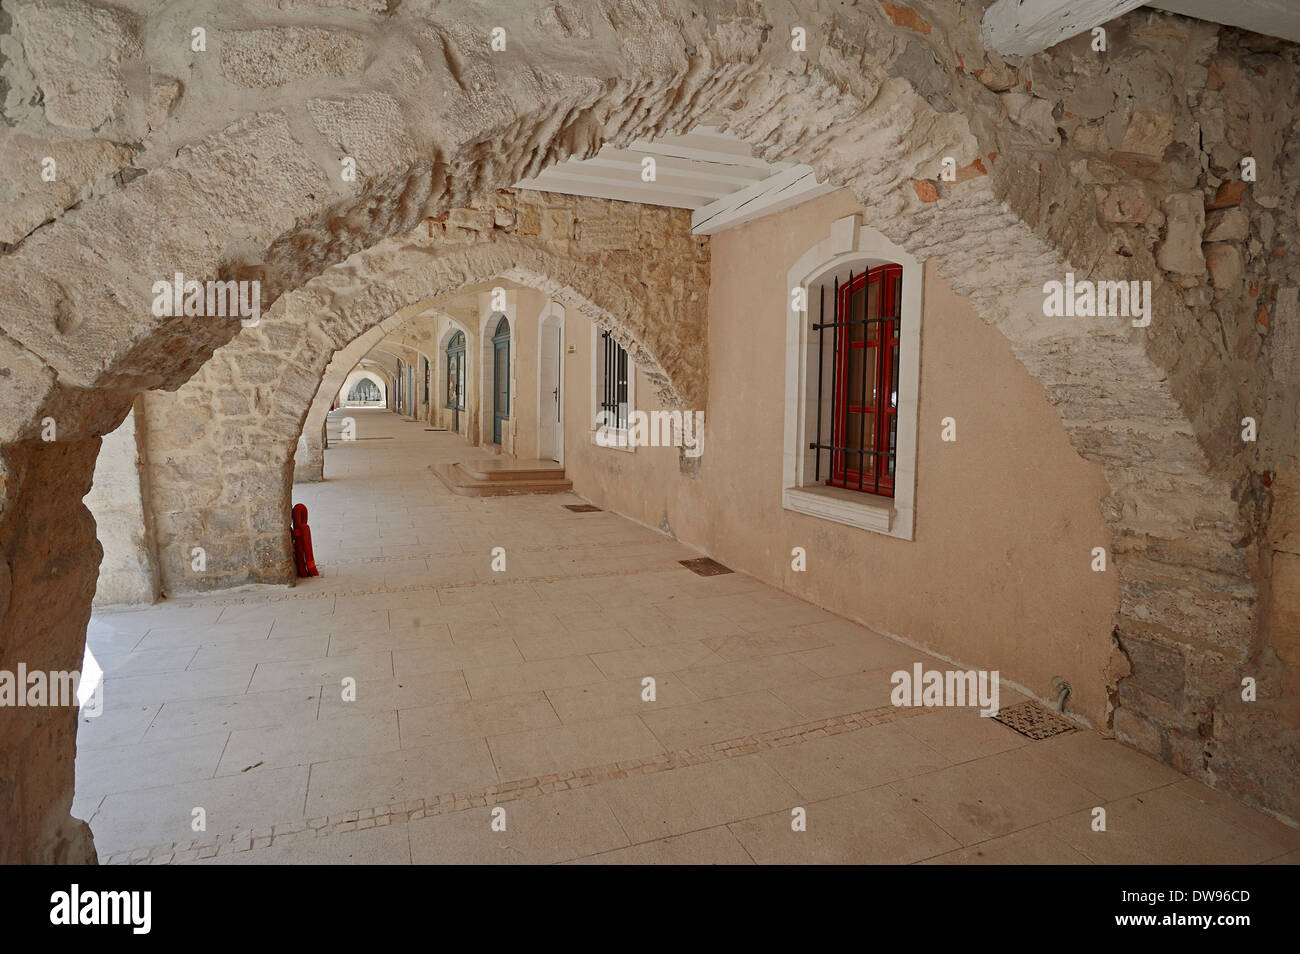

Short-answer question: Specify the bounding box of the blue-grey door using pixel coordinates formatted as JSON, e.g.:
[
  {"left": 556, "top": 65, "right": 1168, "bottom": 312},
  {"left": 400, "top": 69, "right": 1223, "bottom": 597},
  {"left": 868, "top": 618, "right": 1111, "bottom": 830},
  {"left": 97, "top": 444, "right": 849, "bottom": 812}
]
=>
[{"left": 492, "top": 316, "right": 510, "bottom": 445}]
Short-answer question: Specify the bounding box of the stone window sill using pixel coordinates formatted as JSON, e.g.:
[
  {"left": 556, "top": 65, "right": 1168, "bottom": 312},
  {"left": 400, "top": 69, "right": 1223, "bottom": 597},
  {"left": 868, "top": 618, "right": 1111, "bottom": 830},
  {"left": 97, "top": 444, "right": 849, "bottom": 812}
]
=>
[
  {"left": 782, "top": 484, "right": 896, "bottom": 535},
  {"left": 591, "top": 429, "right": 636, "bottom": 453}
]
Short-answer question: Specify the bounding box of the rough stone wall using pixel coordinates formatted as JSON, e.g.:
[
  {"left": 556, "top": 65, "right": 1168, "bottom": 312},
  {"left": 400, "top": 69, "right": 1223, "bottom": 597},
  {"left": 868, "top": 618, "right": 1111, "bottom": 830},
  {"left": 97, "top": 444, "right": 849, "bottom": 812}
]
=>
[
  {"left": 142, "top": 190, "right": 707, "bottom": 593},
  {"left": 84, "top": 403, "right": 160, "bottom": 605},
  {"left": 0, "top": 0, "right": 1297, "bottom": 858}
]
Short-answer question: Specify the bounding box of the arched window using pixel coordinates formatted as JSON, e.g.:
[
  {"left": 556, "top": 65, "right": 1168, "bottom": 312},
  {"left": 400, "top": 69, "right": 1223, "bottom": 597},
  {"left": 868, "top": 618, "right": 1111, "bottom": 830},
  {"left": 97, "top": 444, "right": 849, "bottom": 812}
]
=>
[
  {"left": 445, "top": 331, "right": 465, "bottom": 410},
  {"left": 491, "top": 317, "right": 511, "bottom": 445}
]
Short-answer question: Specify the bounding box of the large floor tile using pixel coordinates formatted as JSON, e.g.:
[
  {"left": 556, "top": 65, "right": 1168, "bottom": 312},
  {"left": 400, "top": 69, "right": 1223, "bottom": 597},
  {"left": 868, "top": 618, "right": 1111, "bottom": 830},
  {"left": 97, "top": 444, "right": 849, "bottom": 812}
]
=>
[
  {"left": 567, "top": 826, "right": 754, "bottom": 865},
  {"left": 730, "top": 786, "right": 961, "bottom": 864},
  {"left": 217, "top": 711, "right": 400, "bottom": 775},
  {"left": 190, "top": 824, "right": 411, "bottom": 865},
  {"left": 488, "top": 714, "right": 665, "bottom": 779},
  {"left": 462, "top": 656, "right": 606, "bottom": 699},
  {"left": 544, "top": 673, "right": 700, "bottom": 724},
  {"left": 399, "top": 691, "right": 560, "bottom": 747},
  {"left": 760, "top": 722, "right": 950, "bottom": 801},
  {"left": 888, "top": 746, "right": 1099, "bottom": 846},
  {"left": 90, "top": 767, "right": 311, "bottom": 853},
  {"left": 596, "top": 754, "right": 801, "bottom": 842},
  {"left": 408, "top": 788, "right": 629, "bottom": 864},
  {"left": 640, "top": 690, "right": 807, "bottom": 751},
  {"left": 303, "top": 738, "right": 498, "bottom": 817}
]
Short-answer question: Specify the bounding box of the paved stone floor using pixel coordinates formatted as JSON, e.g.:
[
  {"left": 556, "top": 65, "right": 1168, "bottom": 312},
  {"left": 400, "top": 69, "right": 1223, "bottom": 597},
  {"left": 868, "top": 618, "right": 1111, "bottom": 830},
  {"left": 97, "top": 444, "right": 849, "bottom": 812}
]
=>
[{"left": 78, "top": 409, "right": 1300, "bottom": 864}]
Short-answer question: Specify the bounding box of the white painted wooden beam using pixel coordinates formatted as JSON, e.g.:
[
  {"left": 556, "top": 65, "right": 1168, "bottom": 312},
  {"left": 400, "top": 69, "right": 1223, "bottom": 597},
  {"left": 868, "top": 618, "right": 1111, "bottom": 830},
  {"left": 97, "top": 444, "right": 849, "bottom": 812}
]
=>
[
  {"left": 626, "top": 133, "right": 771, "bottom": 168},
  {"left": 518, "top": 177, "right": 710, "bottom": 209},
  {"left": 581, "top": 151, "right": 772, "bottom": 185},
  {"left": 1148, "top": 0, "right": 1300, "bottom": 44},
  {"left": 527, "top": 164, "right": 740, "bottom": 200},
  {"left": 691, "top": 165, "right": 836, "bottom": 235},
  {"left": 981, "top": 0, "right": 1147, "bottom": 56}
]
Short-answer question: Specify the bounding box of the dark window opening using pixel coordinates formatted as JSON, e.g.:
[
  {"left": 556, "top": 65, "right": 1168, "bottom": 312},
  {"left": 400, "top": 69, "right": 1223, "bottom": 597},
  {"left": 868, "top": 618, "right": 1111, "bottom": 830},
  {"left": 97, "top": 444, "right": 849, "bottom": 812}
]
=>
[{"left": 600, "top": 329, "right": 630, "bottom": 432}]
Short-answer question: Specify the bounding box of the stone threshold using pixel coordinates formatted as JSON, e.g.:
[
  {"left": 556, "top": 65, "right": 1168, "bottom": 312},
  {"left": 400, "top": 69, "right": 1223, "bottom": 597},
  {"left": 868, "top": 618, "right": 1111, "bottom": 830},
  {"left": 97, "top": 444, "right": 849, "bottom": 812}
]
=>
[{"left": 102, "top": 702, "right": 928, "bottom": 864}]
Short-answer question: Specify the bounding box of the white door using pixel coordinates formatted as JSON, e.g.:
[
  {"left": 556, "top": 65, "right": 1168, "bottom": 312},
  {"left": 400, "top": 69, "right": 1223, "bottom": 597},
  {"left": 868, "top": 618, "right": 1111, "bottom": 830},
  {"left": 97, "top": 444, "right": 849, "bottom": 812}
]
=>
[
  {"left": 539, "top": 322, "right": 563, "bottom": 463},
  {"left": 553, "top": 325, "right": 564, "bottom": 462}
]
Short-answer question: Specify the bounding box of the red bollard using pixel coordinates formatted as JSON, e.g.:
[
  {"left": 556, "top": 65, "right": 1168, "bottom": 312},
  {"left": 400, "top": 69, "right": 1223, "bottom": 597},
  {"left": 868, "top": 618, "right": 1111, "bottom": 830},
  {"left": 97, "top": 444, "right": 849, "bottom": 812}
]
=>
[{"left": 291, "top": 503, "right": 319, "bottom": 578}]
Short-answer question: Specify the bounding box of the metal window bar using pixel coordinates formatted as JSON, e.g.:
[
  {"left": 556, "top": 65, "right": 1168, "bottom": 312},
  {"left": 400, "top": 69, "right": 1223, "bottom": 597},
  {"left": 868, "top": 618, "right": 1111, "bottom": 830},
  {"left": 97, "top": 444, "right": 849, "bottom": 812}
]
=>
[
  {"left": 808, "top": 265, "right": 901, "bottom": 497},
  {"left": 600, "top": 330, "right": 628, "bottom": 432}
]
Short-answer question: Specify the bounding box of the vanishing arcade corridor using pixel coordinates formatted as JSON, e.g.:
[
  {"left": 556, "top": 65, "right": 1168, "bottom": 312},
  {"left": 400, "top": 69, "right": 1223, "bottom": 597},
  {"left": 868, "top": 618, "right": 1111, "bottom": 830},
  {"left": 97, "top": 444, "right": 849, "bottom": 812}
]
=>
[{"left": 76, "top": 410, "right": 1298, "bottom": 865}]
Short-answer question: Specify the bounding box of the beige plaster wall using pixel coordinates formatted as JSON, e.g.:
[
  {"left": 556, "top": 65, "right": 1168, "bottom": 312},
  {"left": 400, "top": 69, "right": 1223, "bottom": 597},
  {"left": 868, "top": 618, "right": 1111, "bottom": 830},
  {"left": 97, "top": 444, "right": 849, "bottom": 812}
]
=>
[{"left": 563, "top": 190, "right": 1120, "bottom": 727}]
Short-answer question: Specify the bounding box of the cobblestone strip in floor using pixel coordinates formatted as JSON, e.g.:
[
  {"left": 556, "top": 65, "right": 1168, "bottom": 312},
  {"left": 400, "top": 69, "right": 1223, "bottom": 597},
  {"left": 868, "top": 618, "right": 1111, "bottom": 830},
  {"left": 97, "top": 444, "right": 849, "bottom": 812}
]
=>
[
  {"left": 107, "top": 555, "right": 709, "bottom": 612},
  {"left": 103, "top": 703, "right": 926, "bottom": 864}
]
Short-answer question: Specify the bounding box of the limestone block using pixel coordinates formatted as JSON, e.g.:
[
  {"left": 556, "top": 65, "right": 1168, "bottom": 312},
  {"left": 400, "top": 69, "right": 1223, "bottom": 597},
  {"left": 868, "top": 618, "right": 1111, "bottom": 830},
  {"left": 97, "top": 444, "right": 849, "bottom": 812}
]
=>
[
  {"left": 10, "top": 0, "right": 143, "bottom": 131},
  {"left": 1156, "top": 193, "right": 1206, "bottom": 275},
  {"left": 1204, "top": 243, "right": 1243, "bottom": 290},
  {"left": 1099, "top": 182, "right": 1151, "bottom": 224},
  {"left": 1000, "top": 89, "right": 1058, "bottom": 145},
  {"left": 147, "top": 79, "right": 183, "bottom": 133},
  {"left": 307, "top": 94, "right": 418, "bottom": 182},
  {"left": 220, "top": 27, "right": 368, "bottom": 88},
  {"left": 276, "top": 0, "right": 387, "bottom": 10},
  {"left": 447, "top": 208, "right": 493, "bottom": 231},
  {"left": 1203, "top": 207, "right": 1250, "bottom": 242},
  {"left": 1115, "top": 108, "right": 1174, "bottom": 159},
  {"left": 0, "top": 132, "right": 131, "bottom": 245}
]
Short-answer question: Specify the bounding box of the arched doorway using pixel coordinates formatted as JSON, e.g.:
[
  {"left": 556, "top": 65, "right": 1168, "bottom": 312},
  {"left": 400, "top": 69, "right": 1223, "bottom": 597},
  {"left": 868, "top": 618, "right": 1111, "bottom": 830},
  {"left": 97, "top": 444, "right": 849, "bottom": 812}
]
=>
[
  {"left": 445, "top": 330, "right": 466, "bottom": 432},
  {"left": 538, "top": 304, "right": 564, "bottom": 464},
  {"left": 491, "top": 316, "right": 511, "bottom": 446}
]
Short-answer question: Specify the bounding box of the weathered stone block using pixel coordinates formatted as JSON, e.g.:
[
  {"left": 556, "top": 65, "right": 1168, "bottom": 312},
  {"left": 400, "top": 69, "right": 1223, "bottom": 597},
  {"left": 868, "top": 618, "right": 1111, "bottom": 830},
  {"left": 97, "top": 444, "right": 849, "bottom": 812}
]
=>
[
  {"left": 220, "top": 28, "right": 367, "bottom": 89},
  {"left": 1156, "top": 193, "right": 1206, "bottom": 275}
]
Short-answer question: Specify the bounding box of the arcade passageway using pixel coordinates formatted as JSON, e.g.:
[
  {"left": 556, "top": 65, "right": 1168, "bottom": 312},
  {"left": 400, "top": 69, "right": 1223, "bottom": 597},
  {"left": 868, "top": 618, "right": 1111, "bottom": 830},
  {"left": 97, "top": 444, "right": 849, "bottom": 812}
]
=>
[
  {"left": 77, "top": 411, "right": 1299, "bottom": 864},
  {"left": 4, "top": 0, "right": 1300, "bottom": 867}
]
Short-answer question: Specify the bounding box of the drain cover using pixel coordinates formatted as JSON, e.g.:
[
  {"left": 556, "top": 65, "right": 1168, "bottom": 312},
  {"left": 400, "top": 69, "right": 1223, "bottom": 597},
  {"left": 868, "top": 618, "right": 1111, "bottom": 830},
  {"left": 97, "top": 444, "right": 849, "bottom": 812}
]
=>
[
  {"left": 564, "top": 504, "right": 602, "bottom": 512},
  {"left": 993, "top": 701, "right": 1076, "bottom": 740},
  {"left": 680, "top": 557, "right": 733, "bottom": 577}
]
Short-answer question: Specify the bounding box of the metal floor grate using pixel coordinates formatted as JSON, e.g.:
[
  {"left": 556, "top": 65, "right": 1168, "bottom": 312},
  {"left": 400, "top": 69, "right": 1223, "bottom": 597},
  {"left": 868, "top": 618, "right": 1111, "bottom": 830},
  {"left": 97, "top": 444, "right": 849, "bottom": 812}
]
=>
[
  {"left": 680, "top": 557, "right": 733, "bottom": 577},
  {"left": 563, "top": 504, "right": 602, "bottom": 512},
  {"left": 993, "top": 701, "right": 1076, "bottom": 740}
]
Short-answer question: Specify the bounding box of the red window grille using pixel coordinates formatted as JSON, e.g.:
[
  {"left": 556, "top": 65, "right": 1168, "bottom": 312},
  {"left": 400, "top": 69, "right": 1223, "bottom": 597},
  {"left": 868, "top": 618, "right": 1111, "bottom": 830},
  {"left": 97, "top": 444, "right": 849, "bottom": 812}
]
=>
[{"left": 810, "top": 263, "right": 902, "bottom": 498}]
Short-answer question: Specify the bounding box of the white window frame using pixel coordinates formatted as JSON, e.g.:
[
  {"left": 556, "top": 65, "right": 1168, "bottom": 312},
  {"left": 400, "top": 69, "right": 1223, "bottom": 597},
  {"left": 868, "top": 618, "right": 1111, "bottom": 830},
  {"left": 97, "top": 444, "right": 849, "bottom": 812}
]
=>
[
  {"left": 590, "top": 323, "right": 636, "bottom": 453},
  {"left": 782, "top": 215, "right": 922, "bottom": 540}
]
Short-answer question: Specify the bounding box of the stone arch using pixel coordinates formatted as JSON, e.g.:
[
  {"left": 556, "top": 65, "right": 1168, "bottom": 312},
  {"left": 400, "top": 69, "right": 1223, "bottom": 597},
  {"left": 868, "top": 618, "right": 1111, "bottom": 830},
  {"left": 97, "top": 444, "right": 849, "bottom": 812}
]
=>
[
  {"left": 0, "top": 1, "right": 1295, "bottom": 859},
  {"left": 341, "top": 370, "right": 387, "bottom": 406},
  {"left": 144, "top": 229, "right": 704, "bottom": 595},
  {"left": 434, "top": 318, "right": 475, "bottom": 439}
]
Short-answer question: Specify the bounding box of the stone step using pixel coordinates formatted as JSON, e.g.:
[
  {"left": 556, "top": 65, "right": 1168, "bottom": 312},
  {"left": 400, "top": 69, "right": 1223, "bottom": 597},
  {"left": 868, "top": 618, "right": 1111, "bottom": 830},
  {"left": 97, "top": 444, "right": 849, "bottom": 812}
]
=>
[
  {"left": 456, "top": 458, "right": 568, "bottom": 482},
  {"left": 430, "top": 461, "right": 573, "bottom": 497}
]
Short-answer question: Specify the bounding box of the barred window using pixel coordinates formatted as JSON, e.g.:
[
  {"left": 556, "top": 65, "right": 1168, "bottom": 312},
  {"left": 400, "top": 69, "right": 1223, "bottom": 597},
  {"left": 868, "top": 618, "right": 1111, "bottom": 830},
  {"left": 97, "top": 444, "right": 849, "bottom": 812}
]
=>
[
  {"left": 599, "top": 329, "right": 630, "bottom": 432},
  {"left": 809, "top": 263, "right": 902, "bottom": 498}
]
